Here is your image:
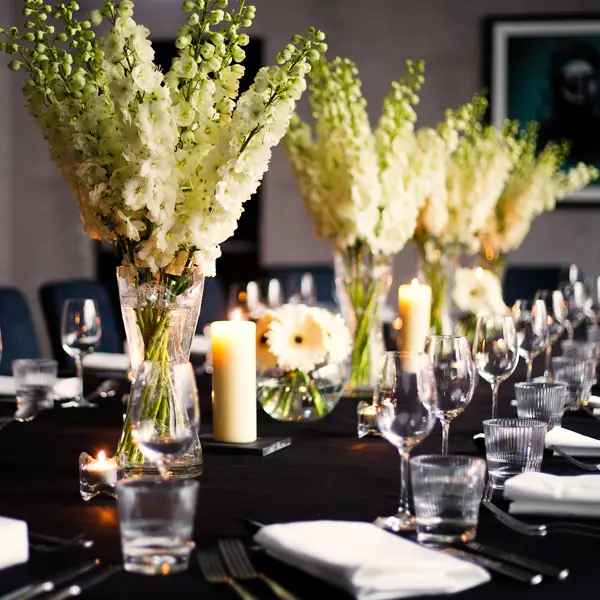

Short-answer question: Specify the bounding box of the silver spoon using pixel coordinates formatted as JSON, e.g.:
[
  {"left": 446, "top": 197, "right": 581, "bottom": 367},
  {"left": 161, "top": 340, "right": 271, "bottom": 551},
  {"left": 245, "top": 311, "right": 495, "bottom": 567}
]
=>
[{"left": 86, "top": 380, "right": 120, "bottom": 404}]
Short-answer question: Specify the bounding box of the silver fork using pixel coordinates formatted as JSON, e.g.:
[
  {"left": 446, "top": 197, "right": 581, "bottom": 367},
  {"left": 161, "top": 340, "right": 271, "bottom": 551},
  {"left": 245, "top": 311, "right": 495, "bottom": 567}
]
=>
[
  {"left": 483, "top": 499, "right": 600, "bottom": 537},
  {"left": 197, "top": 550, "right": 257, "bottom": 600},
  {"left": 30, "top": 533, "right": 94, "bottom": 553},
  {"left": 550, "top": 446, "right": 600, "bottom": 471},
  {"left": 219, "top": 538, "right": 300, "bottom": 600}
]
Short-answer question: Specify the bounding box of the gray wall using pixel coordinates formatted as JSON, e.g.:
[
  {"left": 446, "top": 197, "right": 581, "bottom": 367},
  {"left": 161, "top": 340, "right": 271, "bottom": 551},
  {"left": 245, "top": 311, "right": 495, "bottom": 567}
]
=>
[{"left": 3, "top": 0, "right": 600, "bottom": 351}]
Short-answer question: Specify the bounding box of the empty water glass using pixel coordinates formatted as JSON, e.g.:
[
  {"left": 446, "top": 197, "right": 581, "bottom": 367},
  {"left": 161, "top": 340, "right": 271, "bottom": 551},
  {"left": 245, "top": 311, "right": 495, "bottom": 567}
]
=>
[
  {"left": 514, "top": 382, "right": 567, "bottom": 430},
  {"left": 483, "top": 419, "right": 547, "bottom": 489},
  {"left": 586, "top": 326, "right": 600, "bottom": 357},
  {"left": 12, "top": 359, "right": 58, "bottom": 419},
  {"left": 560, "top": 340, "right": 598, "bottom": 361},
  {"left": 411, "top": 455, "right": 486, "bottom": 544},
  {"left": 117, "top": 478, "right": 198, "bottom": 575},
  {"left": 552, "top": 356, "right": 596, "bottom": 410}
]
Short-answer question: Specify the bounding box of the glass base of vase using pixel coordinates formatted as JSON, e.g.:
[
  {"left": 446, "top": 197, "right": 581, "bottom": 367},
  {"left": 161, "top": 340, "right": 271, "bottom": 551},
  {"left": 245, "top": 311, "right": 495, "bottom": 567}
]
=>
[
  {"left": 121, "top": 460, "right": 203, "bottom": 480},
  {"left": 343, "top": 383, "right": 375, "bottom": 398}
]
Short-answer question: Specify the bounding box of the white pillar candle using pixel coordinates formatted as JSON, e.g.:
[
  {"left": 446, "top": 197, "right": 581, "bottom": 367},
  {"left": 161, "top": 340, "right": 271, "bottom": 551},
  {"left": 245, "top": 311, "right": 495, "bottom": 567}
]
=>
[
  {"left": 398, "top": 278, "right": 432, "bottom": 353},
  {"left": 211, "top": 320, "right": 257, "bottom": 443}
]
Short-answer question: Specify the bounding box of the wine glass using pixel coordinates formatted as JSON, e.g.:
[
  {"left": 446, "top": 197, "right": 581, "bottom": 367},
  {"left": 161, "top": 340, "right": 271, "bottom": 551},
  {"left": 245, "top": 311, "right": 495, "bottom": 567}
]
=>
[
  {"left": 61, "top": 298, "right": 102, "bottom": 408},
  {"left": 287, "top": 273, "right": 317, "bottom": 305},
  {"left": 562, "top": 281, "right": 587, "bottom": 340},
  {"left": 512, "top": 299, "right": 549, "bottom": 382},
  {"left": 424, "top": 335, "right": 475, "bottom": 454},
  {"left": 534, "top": 289, "right": 567, "bottom": 380},
  {"left": 130, "top": 361, "right": 200, "bottom": 480},
  {"left": 267, "top": 279, "right": 284, "bottom": 308},
  {"left": 374, "top": 351, "right": 437, "bottom": 532},
  {"left": 473, "top": 315, "right": 519, "bottom": 419}
]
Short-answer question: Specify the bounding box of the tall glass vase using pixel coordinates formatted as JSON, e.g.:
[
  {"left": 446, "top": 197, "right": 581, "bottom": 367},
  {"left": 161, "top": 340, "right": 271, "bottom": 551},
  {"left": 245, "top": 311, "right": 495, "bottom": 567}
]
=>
[
  {"left": 334, "top": 245, "right": 393, "bottom": 397},
  {"left": 418, "top": 247, "right": 460, "bottom": 336},
  {"left": 116, "top": 266, "right": 205, "bottom": 478}
]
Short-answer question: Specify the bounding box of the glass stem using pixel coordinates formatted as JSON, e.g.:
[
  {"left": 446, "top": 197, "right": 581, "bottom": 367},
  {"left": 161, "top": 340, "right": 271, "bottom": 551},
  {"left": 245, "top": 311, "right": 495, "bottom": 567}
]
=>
[
  {"left": 158, "top": 458, "right": 170, "bottom": 482},
  {"left": 491, "top": 380, "right": 501, "bottom": 419},
  {"left": 568, "top": 324, "right": 574, "bottom": 340},
  {"left": 398, "top": 448, "right": 411, "bottom": 516},
  {"left": 75, "top": 355, "right": 84, "bottom": 402},
  {"left": 526, "top": 358, "right": 534, "bottom": 382},
  {"left": 544, "top": 344, "right": 552, "bottom": 378},
  {"left": 441, "top": 421, "right": 451, "bottom": 454}
]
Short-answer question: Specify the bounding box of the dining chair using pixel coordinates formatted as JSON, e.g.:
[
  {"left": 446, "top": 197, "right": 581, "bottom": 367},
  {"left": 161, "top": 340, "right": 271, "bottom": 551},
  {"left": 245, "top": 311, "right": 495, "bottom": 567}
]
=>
[
  {"left": 39, "top": 279, "right": 125, "bottom": 370},
  {"left": 0, "top": 287, "right": 41, "bottom": 375}
]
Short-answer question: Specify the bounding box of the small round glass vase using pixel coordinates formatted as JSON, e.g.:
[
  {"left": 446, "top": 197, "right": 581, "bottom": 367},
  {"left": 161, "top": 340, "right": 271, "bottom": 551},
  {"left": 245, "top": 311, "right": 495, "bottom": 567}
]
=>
[{"left": 257, "top": 363, "right": 346, "bottom": 422}]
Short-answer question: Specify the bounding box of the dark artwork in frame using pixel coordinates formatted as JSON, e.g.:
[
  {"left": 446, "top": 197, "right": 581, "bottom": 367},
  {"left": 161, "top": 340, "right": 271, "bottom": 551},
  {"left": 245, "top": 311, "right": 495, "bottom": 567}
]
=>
[{"left": 485, "top": 15, "right": 600, "bottom": 207}]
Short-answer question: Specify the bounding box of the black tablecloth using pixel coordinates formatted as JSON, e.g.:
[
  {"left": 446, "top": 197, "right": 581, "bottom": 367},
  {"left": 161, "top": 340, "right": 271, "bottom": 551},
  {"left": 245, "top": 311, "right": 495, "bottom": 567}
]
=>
[{"left": 0, "top": 365, "right": 599, "bottom": 599}]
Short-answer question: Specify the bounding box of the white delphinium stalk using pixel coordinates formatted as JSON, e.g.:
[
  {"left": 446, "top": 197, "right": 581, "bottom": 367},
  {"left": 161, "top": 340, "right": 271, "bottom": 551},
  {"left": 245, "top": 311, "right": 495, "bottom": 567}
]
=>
[{"left": 479, "top": 126, "right": 599, "bottom": 255}]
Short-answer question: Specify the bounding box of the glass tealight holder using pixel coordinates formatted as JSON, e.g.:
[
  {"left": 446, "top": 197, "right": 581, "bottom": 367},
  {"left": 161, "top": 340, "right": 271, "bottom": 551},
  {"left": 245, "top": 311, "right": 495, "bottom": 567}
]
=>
[
  {"left": 79, "top": 451, "right": 122, "bottom": 501},
  {"left": 357, "top": 401, "right": 381, "bottom": 438}
]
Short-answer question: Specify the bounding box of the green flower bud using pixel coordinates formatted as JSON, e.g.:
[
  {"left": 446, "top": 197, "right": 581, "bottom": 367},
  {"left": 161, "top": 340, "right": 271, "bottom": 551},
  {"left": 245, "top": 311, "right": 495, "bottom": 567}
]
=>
[
  {"left": 23, "top": 8, "right": 33, "bottom": 16},
  {"left": 9, "top": 44, "right": 19, "bottom": 54},
  {"left": 118, "top": 0, "right": 134, "bottom": 10},
  {"left": 38, "top": 12, "right": 47, "bottom": 21},
  {"left": 276, "top": 51, "right": 285, "bottom": 65},
  {"left": 210, "top": 32, "right": 224, "bottom": 45},
  {"left": 316, "top": 30, "right": 325, "bottom": 41},
  {"left": 88, "top": 10, "right": 103, "bottom": 26},
  {"left": 70, "top": 40, "right": 79, "bottom": 48},
  {"left": 291, "top": 34, "right": 302, "bottom": 44},
  {"left": 84, "top": 30, "right": 95, "bottom": 40},
  {"left": 56, "top": 33, "right": 68, "bottom": 42},
  {"left": 62, "top": 62, "right": 72, "bottom": 75},
  {"left": 181, "top": 1, "right": 195, "bottom": 11},
  {"left": 35, "top": 31, "right": 44, "bottom": 40},
  {"left": 46, "top": 25, "right": 54, "bottom": 34},
  {"left": 217, "top": 0, "right": 228, "bottom": 7},
  {"left": 175, "top": 35, "right": 191, "bottom": 49},
  {"left": 241, "top": 19, "right": 252, "bottom": 27},
  {"left": 35, "top": 43, "right": 46, "bottom": 53},
  {"left": 23, "top": 32, "right": 36, "bottom": 42},
  {"left": 80, "top": 20, "right": 91, "bottom": 29},
  {"left": 315, "top": 42, "right": 327, "bottom": 52},
  {"left": 0, "top": 43, "right": 6, "bottom": 51},
  {"left": 69, "top": 1, "right": 80, "bottom": 10},
  {"left": 25, "top": 21, "right": 35, "bottom": 29},
  {"left": 187, "top": 13, "right": 200, "bottom": 26},
  {"left": 177, "top": 25, "right": 191, "bottom": 37},
  {"left": 237, "top": 33, "right": 249, "bottom": 46},
  {"left": 209, "top": 10, "right": 224, "bottom": 24},
  {"left": 196, "top": 0, "right": 206, "bottom": 9},
  {"left": 37, "top": 53, "right": 48, "bottom": 62},
  {"left": 307, "top": 48, "right": 319, "bottom": 61},
  {"left": 181, "top": 130, "right": 195, "bottom": 144},
  {"left": 9, "top": 27, "right": 19, "bottom": 36},
  {"left": 8, "top": 60, "right": 22, "bottom": 71}
]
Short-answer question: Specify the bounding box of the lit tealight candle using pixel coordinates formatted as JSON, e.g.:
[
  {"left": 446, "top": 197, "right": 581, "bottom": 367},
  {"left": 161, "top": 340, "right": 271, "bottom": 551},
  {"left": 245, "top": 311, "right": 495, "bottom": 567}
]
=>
[
  {"left": 398, "top": 278, "right": 432, "bottom": 352},
  {"left": 211, "top": 320, "right": 257, "bottom": 443},
  {"left": 79, "top": 450, "right": 119, "bottom": 501},
  {"left": 86, "top": 451, "right": 118, "bottom": 485}
]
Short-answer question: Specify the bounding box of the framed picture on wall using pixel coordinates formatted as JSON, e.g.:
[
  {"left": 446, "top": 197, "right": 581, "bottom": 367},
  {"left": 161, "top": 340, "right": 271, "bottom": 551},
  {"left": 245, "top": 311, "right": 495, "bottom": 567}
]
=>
[{"left": 486, "top": 15, "right": 600, "bottom": 205}]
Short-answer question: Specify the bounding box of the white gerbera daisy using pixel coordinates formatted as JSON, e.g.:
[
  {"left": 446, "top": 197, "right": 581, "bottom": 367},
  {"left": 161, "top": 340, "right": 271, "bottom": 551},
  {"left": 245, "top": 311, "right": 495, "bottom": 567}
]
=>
[
  {"left": 267, "top": 306, "right": 328, "bottom": 372},
  {"left": 314, "top": 309, "right": 352, "bottom": 365},
  {"left": 255, "top": 311, "right": 277, "bottom": 371}
]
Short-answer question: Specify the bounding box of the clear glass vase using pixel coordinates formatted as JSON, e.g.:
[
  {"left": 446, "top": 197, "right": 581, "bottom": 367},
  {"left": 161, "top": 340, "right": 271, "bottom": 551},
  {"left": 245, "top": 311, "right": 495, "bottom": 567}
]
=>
[
  {"left": 257, "top": 363, "right": 346, "bottom": 422},
  {"left": 334, "top": 245, "right": 393, "bottom": 396},
  {"left": 116, "top": 266, "right": 205, "bottom": 478},
  {"left": 418, "top": 248, "right": 460, "bottom": 336}
]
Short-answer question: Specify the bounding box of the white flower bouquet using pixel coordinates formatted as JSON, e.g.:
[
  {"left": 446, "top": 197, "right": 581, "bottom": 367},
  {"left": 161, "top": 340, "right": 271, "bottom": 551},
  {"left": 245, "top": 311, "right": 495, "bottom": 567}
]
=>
[
  {"left": 256, "top": 304, "right": 351, "bottom": 421},
  {"left": 1, "top": 0, "right": 324, "bottom": 469}
]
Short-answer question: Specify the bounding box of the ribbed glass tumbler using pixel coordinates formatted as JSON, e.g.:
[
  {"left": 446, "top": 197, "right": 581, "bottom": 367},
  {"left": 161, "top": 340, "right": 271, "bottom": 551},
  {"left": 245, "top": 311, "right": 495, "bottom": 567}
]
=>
[
  {"left": 514, "top": 382, "right": 567, "bottom": 430},
  {"left": 483, "top": 419, "right": 547, "bottom": 490},
  {"left": 552, "top": 357, "right": 596, "bottom": 411},
  {"left": 410, "top": 455, "right": 486, "bottom": 544}
]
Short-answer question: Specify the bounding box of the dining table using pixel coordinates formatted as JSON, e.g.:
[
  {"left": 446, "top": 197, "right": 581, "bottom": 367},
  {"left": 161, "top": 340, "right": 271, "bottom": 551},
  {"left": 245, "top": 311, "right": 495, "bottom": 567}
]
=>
[{"left": 0, "top": 361, "right": 598, "bottom": 600}]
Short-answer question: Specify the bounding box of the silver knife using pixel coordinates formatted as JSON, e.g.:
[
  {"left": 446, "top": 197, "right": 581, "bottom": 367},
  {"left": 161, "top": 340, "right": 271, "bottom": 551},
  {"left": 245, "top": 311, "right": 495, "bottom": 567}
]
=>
[
  {"left": 464, "top": 541, "right": 569, "bottom": 580},
  {"left": 44, "top": 566, "right": 121, "bottom": 600},
  {"left": 0, "top": 560, "right": 100, "bottom": 600},
  {"left": 443, "top": 547, "right": 543, "bottom": 585}
]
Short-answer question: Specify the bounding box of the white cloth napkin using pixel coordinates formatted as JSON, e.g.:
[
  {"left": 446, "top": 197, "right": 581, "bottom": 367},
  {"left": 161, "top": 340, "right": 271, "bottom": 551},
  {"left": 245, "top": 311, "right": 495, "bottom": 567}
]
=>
[
  {"left": 505, "top": 472, "right": 600, "bottom": 517},
  {"left": 0, "top": 517, "right": 28, "bottom": 569},
  {"left": 0, "top": 377, "right": 79, "bottom": 399},
  {"left": 82, "top": 352, "right": 130, "bottom": 371},
  {"left": 254, "top": 521, "right": 490, "bottom": 600},
  {"left": 545, "top": 426, "right": 600, "bottom": 456}
]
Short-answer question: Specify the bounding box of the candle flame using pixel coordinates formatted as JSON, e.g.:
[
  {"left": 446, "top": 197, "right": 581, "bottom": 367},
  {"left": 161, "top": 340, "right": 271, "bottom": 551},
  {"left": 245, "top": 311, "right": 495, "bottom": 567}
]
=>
[
  {"left": 411, "top": 278, "right": 419, "bottom": 287},
  {"left": 230, "top": 308, "right": 244, "bottom": 322},
  {"left": 97, "top": 450, "right": 106, "bottom": 461},
  {"left": 475, "top": 267, "right": 483, "bottom": 279}
]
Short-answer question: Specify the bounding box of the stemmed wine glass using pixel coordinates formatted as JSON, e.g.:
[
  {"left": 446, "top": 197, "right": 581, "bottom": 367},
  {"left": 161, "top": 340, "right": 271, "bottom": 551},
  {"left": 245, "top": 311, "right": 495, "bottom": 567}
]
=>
[
  {"left": 374, "top": 351, "right": 437, "bottom": 532},
  {"left": 473, "top": 314, "right": 519, "bottom": 419},
  {"left": 562, "top": 281, "right": 587, "bottom": 340},
  {"left": 512, "top": 299, "right": 549, "bottom": 382},
  {"left": 534, "top": 289, "right": 567, "bottom": 380},
  {"left": 267, "top": 279, "right": 284, "bottom": 308},
  {"left": 61, "top": 298, "right": 102, "bottom": 408},
  {"left": 129, "top": 361, "right": 200, "bottom": 480},
  {"left": 424, "top": 335, "right": 475, "bottom": 454}
]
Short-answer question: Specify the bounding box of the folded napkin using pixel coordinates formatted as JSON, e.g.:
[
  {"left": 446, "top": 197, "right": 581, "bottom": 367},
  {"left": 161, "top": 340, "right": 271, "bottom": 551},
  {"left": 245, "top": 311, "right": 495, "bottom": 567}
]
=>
[
  {"left": 0, "top": 377, "right": 79, "bottom": 400},
  {"left": 545, "top": 426, "right": 600, "bottom": 457},
  {"left": 505, "top": 472, "right": 600, "bottom": 517},
  {"left": 0, "top": 517, "right": 28, "bottom": 569},
  {"left": 82, "top": 352, "right": 130, "bottom": 372},
  {"left": 254, "top": 521, "right": 490, "bottom": 600},
  {"left": 190, "top": 335, "right": 210, "bottom": 356}
]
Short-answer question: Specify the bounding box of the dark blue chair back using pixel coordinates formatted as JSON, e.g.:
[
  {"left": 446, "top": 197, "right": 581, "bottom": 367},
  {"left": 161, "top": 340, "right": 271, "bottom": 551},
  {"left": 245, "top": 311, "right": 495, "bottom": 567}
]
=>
[
  {"left": 264, "top": 266, "right": 335, "bottom": 304},
  {"left": 197, "top": 276, "right": 226, "bottom": 332},
  {"left": 0, "top": 287, "right": 40, "bottom": 376},
  {"left": 40, "top": 280, "right": 125, "bottom": 370},
  {"left": 503, "top": 265, "right": 574, "bottom": 306}
]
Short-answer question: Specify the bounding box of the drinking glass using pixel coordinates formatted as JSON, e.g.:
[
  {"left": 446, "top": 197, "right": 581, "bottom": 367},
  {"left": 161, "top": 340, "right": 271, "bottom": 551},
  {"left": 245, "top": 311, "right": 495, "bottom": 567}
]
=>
[
  {"left": 483, "top": 418, "right": 547, "bottom": 489},
  {"left": 12, "top": 359, "right": 58, "bottom": 419},
  {"left": 287, "top": 273, "right": 317, "bottom": 305},
  {"left": 534, "top": 289, "right": 567, "bottom": 380},
  {"left": 512, "top": 299, "right": 549, "bottom": 382},
  {"left": 560, "top": 340, "right": 598, "bottom": 361},
  {"left": 374, "top": 351, "right": 437, "bottom": 532},
  {"left": 61, "top": 298, "right": 102, "bottom": 408},
  {"left": 130, "top": 361, "right": 200, "bottom": 480},
  {"left": 267, "top": 279, "right": 284, "bottom": 308},
  {"left": 514, "top": 381, "right": 567, "bottom": 430},
  {"left": 563, "top": 281, "right": 587, "bottom": 340},
  {"left": 552, "top": 356, "right": 596, "bottom": 411},
  {"left": 117, "top": 478, "right": 199, "bottom": 575},
  {"left": 473, "top": 315, "right": 519, "bottom": 419},
  {"left": 586, "top": 326, "right": 600, "bottom": 358},
  {"left": 410, "top": 455, "right": 486, "bottom": 544},
  {"left": 424, "top": 335, "right": 475, "bottom": 454}
]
